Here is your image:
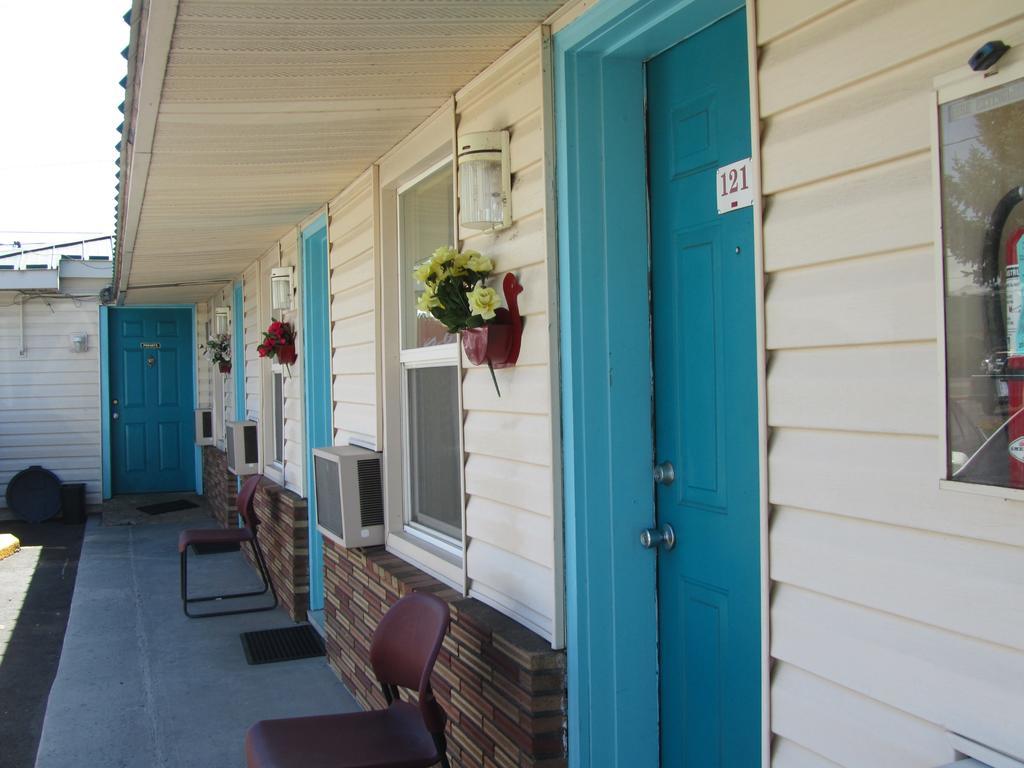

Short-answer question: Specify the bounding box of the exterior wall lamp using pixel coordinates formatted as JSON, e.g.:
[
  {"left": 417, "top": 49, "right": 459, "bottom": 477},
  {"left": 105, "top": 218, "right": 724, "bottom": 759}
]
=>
[
  {"left": 458, "top": 131, "right": 512, "bottom": 232},
  {"left": 70, "top": 332, "right": 89, "bottom": 353},
  {"left": 214, "top": 306, "right": 230, "bottom": 335},
  {"left": 270, "top": 266, "right": 294, "bottom": 311}
]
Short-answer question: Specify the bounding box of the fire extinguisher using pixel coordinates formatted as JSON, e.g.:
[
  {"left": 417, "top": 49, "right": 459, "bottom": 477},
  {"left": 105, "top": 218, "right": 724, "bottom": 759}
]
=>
[{"left": 1005, "top": 226, "right": 1024, "bottom": 481}]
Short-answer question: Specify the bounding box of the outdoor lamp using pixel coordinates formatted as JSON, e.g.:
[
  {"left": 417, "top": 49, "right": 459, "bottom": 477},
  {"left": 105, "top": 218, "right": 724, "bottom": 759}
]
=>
[
  {"left": 270, "top": 266, "right": 294, "bottom": 311},
  {"left": 214, "top": 306, "right": 230, "bottom": 334},
  {"left": 457, "top": 131, "right": 511, "bottom": 232},
  {"left": 70, "top": 333, "right": 89, "bottom": 353}
]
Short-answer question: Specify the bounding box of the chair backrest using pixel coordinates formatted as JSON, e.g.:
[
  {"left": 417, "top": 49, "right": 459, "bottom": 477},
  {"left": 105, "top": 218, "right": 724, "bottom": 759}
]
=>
[
  {"left": 369, "top": 592, "right": 451, "bottom": 734},
  {"left": 237, "top": 474, "right": 263, "bottom": 531}
]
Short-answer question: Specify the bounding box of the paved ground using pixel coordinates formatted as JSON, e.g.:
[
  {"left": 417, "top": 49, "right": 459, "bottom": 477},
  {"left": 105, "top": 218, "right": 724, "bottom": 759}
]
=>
[
  {"left": 0, "top": 520, "right": 84, "bottom": 768},
  {"left": 33, "top": 512, "right": 357, "bottom": 768},
  {"left": 101, "top": 491, "right": 211, "bottom": 528}
]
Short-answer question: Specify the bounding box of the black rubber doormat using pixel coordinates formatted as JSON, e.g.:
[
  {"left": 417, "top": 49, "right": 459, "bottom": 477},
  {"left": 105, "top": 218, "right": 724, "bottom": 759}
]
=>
[
  {"left": 137, "top": 499, "right": 199, "bottom": 515},
  {"left": 241, "top": 625, "right": 325, "bottom": 666}
]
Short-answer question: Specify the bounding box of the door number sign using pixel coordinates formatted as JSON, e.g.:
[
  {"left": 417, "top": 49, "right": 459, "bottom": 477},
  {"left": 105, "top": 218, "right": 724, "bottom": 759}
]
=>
[{"left": 716, "top": 157, "right": 754, "bottom": 214}]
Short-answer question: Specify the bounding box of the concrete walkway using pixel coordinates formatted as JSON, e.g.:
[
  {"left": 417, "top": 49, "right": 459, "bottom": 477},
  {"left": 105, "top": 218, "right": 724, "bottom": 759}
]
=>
[{"left": 35, "top": 514, "right": 357, "bottom": 768}]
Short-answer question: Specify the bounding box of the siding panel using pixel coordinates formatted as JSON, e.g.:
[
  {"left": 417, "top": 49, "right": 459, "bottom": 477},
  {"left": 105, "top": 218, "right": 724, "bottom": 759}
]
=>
[
  {"left": 243, "top": 262, "right": 260, "bottom": 421},
  {"left": 768, "top": 343, "right": 938, "bottom": 435},
  {"left": 328, "top": 169, "right": 379, "bottom": 449},
  {"left": 457, "top": 36, "right": 558, "bottom": 639},
  {"left": 0, "top": 300, "right": 102, "bottom": 506},
  {"left": 772, "top": 663, "right": 956, "bottom": 768},
  {"left": 759, "top": 2, "right": 1024, "bottom": 762},
  {"left": 771, "top": 586, "right": 1024, "bottom": 759},
  {"left": 766, "top": 249, "right": 936, "bottom": 349}
]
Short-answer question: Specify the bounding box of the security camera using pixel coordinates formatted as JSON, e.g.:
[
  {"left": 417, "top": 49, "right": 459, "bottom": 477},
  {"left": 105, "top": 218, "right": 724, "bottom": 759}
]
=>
[{"left": 969, "top": 40, "right": 1009, "bottom": 72}]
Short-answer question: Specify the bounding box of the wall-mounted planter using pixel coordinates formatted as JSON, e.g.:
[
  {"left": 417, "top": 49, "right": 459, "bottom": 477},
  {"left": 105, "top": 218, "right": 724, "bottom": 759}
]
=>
[
  {"left": 461, "top": 273, "right": 524, "bottom": 369},
  {"left": 219, "top": 361, "right": 232, "bottom": 374},
  {"left": 276, "top": 343, "right": 298, "bottom": 365}
]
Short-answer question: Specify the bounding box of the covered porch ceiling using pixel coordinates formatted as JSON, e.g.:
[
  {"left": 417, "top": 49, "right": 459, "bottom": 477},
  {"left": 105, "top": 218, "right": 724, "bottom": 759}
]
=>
[{"left": 116, "top": 0, "right": 568, "bottom": 305}]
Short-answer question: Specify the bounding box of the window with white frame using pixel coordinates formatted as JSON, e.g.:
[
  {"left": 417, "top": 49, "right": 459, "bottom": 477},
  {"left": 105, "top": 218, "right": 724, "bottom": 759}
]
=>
[
  {"left": 939, "top": 65, "right": 1024, "bottom": 490},
  {"left": 272, "top": 371, "right": 284, "bottom": 465},
  {"left": 396, "top": 160, "right": 463, "bottom": 551}
]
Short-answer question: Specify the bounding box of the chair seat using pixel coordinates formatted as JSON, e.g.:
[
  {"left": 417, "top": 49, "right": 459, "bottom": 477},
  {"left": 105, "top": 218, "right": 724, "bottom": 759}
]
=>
[
  {"left": 245, "top": 701, "right": 442, "bottom": 768},
  {"left": 178, "top": 526, "right": 253, "bottom": 553}
]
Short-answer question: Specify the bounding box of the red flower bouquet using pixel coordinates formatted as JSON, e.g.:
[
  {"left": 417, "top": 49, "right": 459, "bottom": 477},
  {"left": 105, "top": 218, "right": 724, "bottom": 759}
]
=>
[{"left": 258, "top": 320, "right": 297, "bottom": 365}]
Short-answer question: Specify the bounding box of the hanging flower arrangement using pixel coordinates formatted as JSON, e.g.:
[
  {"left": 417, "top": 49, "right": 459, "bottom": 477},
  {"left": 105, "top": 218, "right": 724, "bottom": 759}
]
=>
[
  {"left": 412, "top": 246, "right": 523, "bottom": 396},
  {"left": 202, "top": 333, "right": 232, "bottom": 374},
  {"left": 258, "top": 319, "right": 297, "bottom": 365}
]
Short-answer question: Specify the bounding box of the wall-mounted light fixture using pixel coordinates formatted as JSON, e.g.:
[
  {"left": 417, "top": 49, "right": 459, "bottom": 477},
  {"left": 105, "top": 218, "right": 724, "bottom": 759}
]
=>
[
  {"left": 70, "top": 332, "right": 89, "bottom": 353},
  {"left": 214, "top": 306, "right": 230, "bottom": 335},
  {"left": 270, "top": 266, "right": 294, "bottom": 311},
  {"left": 458, "top": 130, "right": 511, "bottom": 232}
]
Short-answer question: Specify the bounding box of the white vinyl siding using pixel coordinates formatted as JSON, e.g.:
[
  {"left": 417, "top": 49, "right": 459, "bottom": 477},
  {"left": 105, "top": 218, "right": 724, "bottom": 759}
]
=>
[
  {"left": 243, "top": 262, "right": 261, "bottom": 421},
  {"left": 195, "top": 301, "right": 212, "bottom": 410},
  {"left": 280, "top": 228, "right": 304, "bottom": 493},
  {"left": 0, "top": 298, "right": 102, "bottom": 506},
  {"left": 456, "top": 32, "right": 560, "bottom": 641},
  {"left": 210, "top": 287, "right": 232, "bottom": 447},
  {"left": 322, "top": 31, "right": 561, "bottom": 642},
  {"left": 757, "top": 2, "right": 1024, "bottom": 765},
  {"left": 328, "top": 169, "right": 381, "bottom": 450}
]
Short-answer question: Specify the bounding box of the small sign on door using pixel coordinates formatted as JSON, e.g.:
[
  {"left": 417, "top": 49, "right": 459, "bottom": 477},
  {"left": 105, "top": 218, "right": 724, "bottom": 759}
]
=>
[{"left": 716, "top": 157, "right": 754, "bottom": 214}]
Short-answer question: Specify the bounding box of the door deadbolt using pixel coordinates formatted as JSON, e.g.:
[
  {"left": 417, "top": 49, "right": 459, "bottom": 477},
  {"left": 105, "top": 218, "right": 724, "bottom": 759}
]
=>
[
  {"left": 640, "top": 523, "right": 676, "bottom": 551},
  {"left": 653, "top": 461, "right": 675, "bottom": 486}
]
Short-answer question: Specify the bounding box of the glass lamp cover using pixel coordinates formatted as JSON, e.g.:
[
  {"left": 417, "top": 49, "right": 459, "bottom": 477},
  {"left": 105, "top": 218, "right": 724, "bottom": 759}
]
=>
[
  {"left": 459, "top": 154, "right": 504, "bottom": 229},
  {"left": 214, "top": 308, "right": 230, "bottom": 334},
  {"left": 271, "top": 272, "right": 291, "bottom": 310}
]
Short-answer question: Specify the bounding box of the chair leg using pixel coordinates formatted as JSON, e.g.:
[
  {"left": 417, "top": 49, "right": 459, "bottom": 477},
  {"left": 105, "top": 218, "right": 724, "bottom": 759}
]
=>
[
  {"left": 433, "top": 734, "right": 451, "bottom": 768},
  {"left": 181, "top": 538, "right": 279, "bottom": 619}
]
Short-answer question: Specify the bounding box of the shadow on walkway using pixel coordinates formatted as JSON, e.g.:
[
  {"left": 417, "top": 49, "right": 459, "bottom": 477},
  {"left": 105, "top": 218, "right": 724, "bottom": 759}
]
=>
[{"left": 0, "top": 520, "right": 84, "bottom": 768}]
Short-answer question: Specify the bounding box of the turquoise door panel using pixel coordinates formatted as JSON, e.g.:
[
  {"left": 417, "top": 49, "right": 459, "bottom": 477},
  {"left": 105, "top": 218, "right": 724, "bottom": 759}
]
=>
[
  {"left": 109, "top": 307, "right": 195, "bottom": 493},
  {"left": 648, "top": 9, "right": 760, "bottom": 767},
  {"left": 302, "top": 217, "right": 330, "bottom": 614}
]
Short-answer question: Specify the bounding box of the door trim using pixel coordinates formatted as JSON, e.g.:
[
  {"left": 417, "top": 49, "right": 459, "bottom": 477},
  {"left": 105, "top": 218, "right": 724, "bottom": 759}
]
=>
[
  {"left": 301, "top": 212, "right": 330, "bottom": 613},
  {"left": 553, "top": 1, "right": 769, "bottom": 765}
]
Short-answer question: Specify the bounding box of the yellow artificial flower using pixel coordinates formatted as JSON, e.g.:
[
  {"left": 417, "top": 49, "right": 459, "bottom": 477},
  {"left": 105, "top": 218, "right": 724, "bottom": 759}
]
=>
[
  {"left": 447, "top": 250, "right": 469, "bottom": 277},
  {"left": 465, "top": 252, "right": 493, "bottom": 273},
  {"left": 416, "top": 284, "right": 443, "bottom": 312},
  {"left": 430, "top": 246, "right": 457, "bottom": 265},
  {"left": 412, "top": 260, "right": 432, "bottom": 283},
  {"left": 467, "top": 283, "right": 500, "bottom": 321}
]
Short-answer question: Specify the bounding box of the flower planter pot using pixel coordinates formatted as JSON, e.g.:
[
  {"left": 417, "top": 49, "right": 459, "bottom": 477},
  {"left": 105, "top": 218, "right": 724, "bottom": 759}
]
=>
[
  {"left": 461, "top": 273, "right": 525, "bottom": 369},
  {"left": 463, "top": 325, "right": 512, "bottom": 367},
  {"left": 276, "top": 343, "right": 298, "bottom": 365},
  {"left": 218, "top": 361, "right": 231, "bottom": 374}
]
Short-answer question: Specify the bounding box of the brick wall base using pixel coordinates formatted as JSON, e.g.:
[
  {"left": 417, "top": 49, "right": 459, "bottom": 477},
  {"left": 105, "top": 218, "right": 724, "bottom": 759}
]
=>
[
  {"left": 323, "top": 540, "right": 567, "bottom": 768},
  {"left": 242, "top": 478, "right": 310, "bottom": 623},
  {"left": 201, "top": 446, "right": 236, "bottom": 528}
]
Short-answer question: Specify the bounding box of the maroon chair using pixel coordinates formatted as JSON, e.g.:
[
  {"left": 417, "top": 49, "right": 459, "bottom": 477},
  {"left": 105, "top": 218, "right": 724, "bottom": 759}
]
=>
[
  {"left": 179, "top": 474, "right": 278, "bottom": 618},
  {"left": 245, "top": 592, "right": 452, "bottom": 768}
]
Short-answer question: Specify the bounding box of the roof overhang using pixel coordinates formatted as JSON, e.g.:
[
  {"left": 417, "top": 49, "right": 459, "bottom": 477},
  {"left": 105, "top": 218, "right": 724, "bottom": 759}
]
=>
[{"left": 115, "top": 0, "right": 567, "bottom": 305}]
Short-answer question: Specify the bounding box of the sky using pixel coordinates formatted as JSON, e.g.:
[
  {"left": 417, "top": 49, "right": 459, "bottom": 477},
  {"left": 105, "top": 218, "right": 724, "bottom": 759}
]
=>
[{"left": 0, "top": 1, "right": 129, "bottom": 252}]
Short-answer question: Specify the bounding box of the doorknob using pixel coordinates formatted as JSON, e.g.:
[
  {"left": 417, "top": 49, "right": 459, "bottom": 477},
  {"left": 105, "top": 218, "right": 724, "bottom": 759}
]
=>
[
  {"left": 640, "top": 523, "right": 676, "bottom": 551},
  {"left": 112, "top": 413, "right": 119, "bottom": 420},
  {"left": 653, "top": 460, "right": 675, "bottom": 485}
]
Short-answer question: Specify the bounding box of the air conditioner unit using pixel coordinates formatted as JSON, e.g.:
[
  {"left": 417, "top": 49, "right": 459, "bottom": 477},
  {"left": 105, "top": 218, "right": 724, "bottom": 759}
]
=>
[
  {"left": 312, "top": 445, "right": 384, "bottom": 548},
  {"left": 226, "top": 420, "right": 259, "bottom": 475},
  {"left": 194, "top": 408, "right": 215, "bottom": 446}
]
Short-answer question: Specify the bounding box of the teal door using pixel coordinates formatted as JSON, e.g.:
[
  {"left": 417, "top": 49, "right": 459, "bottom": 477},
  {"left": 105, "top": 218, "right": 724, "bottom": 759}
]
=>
[
  {"left": 110, "top": 307, "right": 195, "bottom": 494},
  {"left": 647, "top": 10, "right": 760, "bottom": 766},
  {"left": 302, "top": 217, "right": 330, "bottom": 614}
]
